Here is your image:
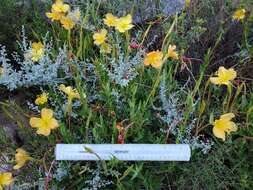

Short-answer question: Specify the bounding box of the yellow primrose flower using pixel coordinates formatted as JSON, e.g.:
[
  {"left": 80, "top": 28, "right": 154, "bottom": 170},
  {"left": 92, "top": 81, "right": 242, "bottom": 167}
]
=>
[
  {"left": 167, "top": 45, "right": 179, "bottom": 60},
  {"left": 31, "top": 42, "right": 44, "bottom": 62},
  {"left": 93, "top": 29, "right": 107, "bottom": 46},
  {"left": 212, "top": 113, "right": 237, "bottom": 141},
  {"left": 103, "top": 13, "right": 118, "bottom": 27},
  {"left": 60, "top": 16, "right": 75, "bottom": 30},
  {"left": 59, "top": 84, "right": 80, "bottom": 101},
  {"left": 0, "top": 172, "right": 13, "bottom": 190},
  {"left": 46, "top": 11, "right": 65, "bottom": 21},
  {"left": 210, "top": 66, "right": 237, "bottom": 86},
  {"left": 46, "top": 0, "right": 69, "bottom": 21},
  {"left": 14, "top": 148, "right": 32, "bottom": 170},
  {"left": 232, "top": 8, "right": 246, "bottom": 21},
  {"left": 115, "top": 14, "right": 134, "bottom": 33},
  {"left": 30, "top": 108, "right": 59, "bottom": 136},
  {"left": 35, "top": 92, "right": 48, "bottom": 105},
  {"left": 52, "top": 0, "right": 70, "bottom": 13},
  {"left": 144, "top": 51, "right": 164, "bottom": 68}
]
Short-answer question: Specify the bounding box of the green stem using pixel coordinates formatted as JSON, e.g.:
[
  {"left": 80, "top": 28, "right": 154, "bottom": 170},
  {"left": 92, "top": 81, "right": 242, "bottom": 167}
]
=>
[
  {"left": 225, "top": 84, "right": 232, "bottom": 112},
  {"left": 144, "top": 68, "right": 162, "bottom": 108}
]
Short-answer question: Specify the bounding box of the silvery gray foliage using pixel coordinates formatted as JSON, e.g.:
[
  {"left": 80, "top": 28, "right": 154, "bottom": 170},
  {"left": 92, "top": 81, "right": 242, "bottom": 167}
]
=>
[
  {"left": 102, "top": 50, "right": 144, "bottom": 87},
  {"left": 170, "top": 119, "right": 213, "bottom": 154},
  {"left": 159, "top": 77, "right": 183, "bottom": 126},
  {"left": 0, "top": 46, "right": 23, "bottom": 90},
  {"left": 111, "top": 89, "right": 125, "bottom": 108},
  {"left": 0, "top": 31, "right": 69, "bottom": 90},
  {"left": 82, "top": 168, "right": 113, "bottom": 190},
  {"left": 159, "top": 75, "right": 213, "bottom": 154},
  {"left": 53, "top": 162, "right": 70, "bottom": 182}
]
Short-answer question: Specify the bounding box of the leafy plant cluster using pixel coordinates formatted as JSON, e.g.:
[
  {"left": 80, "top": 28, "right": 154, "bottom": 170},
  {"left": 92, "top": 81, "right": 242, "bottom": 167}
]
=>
[{"left": 0, "top": 0, "right": 253, "bottom": 189}]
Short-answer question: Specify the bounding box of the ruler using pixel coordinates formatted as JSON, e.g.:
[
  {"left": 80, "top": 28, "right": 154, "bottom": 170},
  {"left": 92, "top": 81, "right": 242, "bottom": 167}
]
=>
[{"left": 55, "top": 144, "right": 191, "bottom": 161}]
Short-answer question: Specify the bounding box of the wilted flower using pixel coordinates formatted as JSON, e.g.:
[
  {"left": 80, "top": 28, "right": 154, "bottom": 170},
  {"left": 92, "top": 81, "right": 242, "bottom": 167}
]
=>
[
  {"left": 116, "top": 123, "right": 125, "bottom": 144},
  {"left": 144, "top": 51, "right": 164, "bottom": 68},
  {"left": 167, "top": 45, "right": 179, "bottom": 60},
  {"left": 115, "top": 14, "right": 134, "bottom": 33},
  {"left": 14, "top": 148, "right": 32, "bottom": 170},
  {"left": 129, "top": 41, "right": 143, "bottom": 49},
  {"left": 232, "top": 8, "right": 246, "bottom": 21},
  {"left": 59, "top": 84, "right": 80, "bottom": 101},
  {"left": 30, "top": 108, "right": 59, "bottom": 136},
  {"left": 35, "top": 92, "right": 48, "bottom": 105},
  {"left": 212, "top": 113, "right": 237, "bottom": 141},
  {"left": 0, "top": 172, "right": 13, "bottom": 190},
  {"left": 210, "top": 66, "right": 237, "bottom": 86},
  {"left": 100, "top": 43, "right": 111, "bottom": 54},
  {"left": 59, "top": 84, "right": 81, "bottom": 114},
  {"left": 103, "top": 13, "right": 118, "bottom": 27},
  {"left": 30, "top": 42, "right": 44, "bottom": 62}
]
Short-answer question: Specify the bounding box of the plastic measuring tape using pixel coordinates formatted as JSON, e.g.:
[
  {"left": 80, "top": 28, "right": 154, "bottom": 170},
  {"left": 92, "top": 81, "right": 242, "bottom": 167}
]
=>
[{"left": 55, "top": 144, "right": 191, "bottom": 161}]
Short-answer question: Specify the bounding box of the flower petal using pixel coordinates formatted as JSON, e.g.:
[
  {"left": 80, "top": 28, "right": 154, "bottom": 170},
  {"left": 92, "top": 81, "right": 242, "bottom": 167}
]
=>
[
  {"left": 217, "top": 66, "right": 226, "bottom": 77},
  {"left": 210, "top": 77, "right": 221, "bottom": 84},
  {"left": 29, "top": 117, "right": 42, "bottom": 128},
  {"left": 41, "top": 108, "right": 53, "bottom": 120},
  {"left": 225, "top": 121, "right": 238, "bottom": 134},
  {"left": 220, "top": 113, "right": 235, "bottom": 121},
  {"left": 0, "top": 172, "right": 13, "bottom": 185},
  {"left": 228, "top": 68, "right": 237, "bottom": 80},
  {"left": 13, "top": 164, "right": 23, "bottom": 170},
  {"left": 48, "top": 118, "right": 59, "bottom": 129},
  {"left": 36, "top": 127, "right": 51, "bottom": 136},
  {"left": 213, "top": 126, "right": 226, "bottom": 141}
]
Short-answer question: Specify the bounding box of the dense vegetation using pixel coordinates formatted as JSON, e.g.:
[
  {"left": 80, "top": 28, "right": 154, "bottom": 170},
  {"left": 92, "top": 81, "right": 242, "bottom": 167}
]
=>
[{"left": 0, "top": 0, "right": 252, "bottom": 189}]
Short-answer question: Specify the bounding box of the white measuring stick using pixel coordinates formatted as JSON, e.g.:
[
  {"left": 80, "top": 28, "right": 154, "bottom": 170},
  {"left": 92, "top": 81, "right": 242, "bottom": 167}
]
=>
[{"left": 55, "top": 144, "right": 191, "bottom": 161}]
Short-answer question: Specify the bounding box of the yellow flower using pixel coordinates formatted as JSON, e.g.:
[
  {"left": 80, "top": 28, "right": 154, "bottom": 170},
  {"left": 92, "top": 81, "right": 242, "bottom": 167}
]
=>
[
  {"left": 13, "top": 148, "right": 32, "bottom": 170},
  {"left": 210, "top": 66, "right": 237, "bottom": 86},
  {"left": 46, "top": 11, "right": 65, "bottom": 21},
  {"left": 30, "top": 108, "right": 59, "bottom": 136},
  {"left": 115, "top": 14, "right": 134, "bottom": 33},
  {"left": 93, "top": 29, "right": 107, "bottom": 46},
  {"left": 232, "top": 8, "right": 246, "bottom": 21},
  {"left": 0, "top": 172, "right": 13, "bottom": 190},
  {"left": 31, "top": 42, "right": 44, "bottom": 62},
  {"left": 144, "top": 51, "right": 164, "bottom": 68},
  {"left": 167, "top": 45, "right": 179, "bottom": 60},
  {"left": 46, "top": 0, "right": 69, "bottom": 21},
  {"left": 59, "top": 84, "right": 80, "bottom": 101},
  {"left": 103, "top": 13, "right": 118, "bottom": 27},
  {"left": 212, "top": 113, "right": 237, "bottom": 141},
  {"left": 52, "top": 0, "right": 70, "bottom": 13},
  {"left": 60, "top": 16, "right": 75, "bottom": 30},
  {"left": 35, "top": 93, "right": 48, "bottom": 105}
]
